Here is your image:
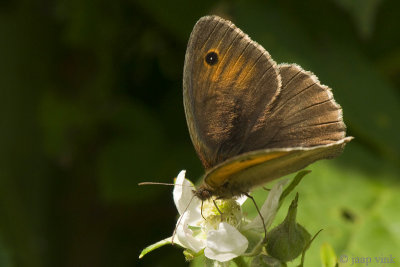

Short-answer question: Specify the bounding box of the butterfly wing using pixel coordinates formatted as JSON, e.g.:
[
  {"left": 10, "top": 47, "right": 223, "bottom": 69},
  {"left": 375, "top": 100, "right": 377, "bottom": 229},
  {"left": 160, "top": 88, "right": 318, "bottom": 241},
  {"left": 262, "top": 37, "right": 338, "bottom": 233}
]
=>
[
  {"left": 244, "top": 63, "right": 347, "bottom": 151},
  {"left": 203, "top": 137, "right": 352, "bottom": 198},
  {"left": 184, "top": 16, "right": 350, "bottom": 175},
  {"left": 183, "top": 16, "right": 281, "bottom": 169}
]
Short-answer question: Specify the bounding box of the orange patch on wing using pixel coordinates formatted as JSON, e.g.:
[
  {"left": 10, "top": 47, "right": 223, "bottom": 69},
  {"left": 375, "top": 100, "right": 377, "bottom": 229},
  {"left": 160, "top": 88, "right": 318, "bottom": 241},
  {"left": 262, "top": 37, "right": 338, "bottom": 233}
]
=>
[
  {"left": 210, "top": 56, "right": 254, "bottom": 90},
  {"left": 205, "top": 151, "right": 288, "bottom": 188},
  {"left": 237, "top": 63, "right": 255, "bottom": 88}
]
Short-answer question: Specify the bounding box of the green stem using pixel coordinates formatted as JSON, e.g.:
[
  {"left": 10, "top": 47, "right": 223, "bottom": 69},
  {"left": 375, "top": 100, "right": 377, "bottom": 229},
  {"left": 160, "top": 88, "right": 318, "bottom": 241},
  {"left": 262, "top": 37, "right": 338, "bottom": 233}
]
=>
[{"left": 233, "top": 256, "right": 249, "bottom": 267}]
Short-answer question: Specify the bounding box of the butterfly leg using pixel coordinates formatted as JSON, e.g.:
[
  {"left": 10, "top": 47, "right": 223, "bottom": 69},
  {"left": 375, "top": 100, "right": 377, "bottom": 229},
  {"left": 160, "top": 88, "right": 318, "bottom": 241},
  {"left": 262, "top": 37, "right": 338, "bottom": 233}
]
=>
[
  {"left": 212, "top": 199, "right": 224, "bottom": 221},
  {"left": 244, "top": 193, "right": 267, "bottom": 242},
  {"left": 200, "top": 200, "right": 206, "bottom": 220}
]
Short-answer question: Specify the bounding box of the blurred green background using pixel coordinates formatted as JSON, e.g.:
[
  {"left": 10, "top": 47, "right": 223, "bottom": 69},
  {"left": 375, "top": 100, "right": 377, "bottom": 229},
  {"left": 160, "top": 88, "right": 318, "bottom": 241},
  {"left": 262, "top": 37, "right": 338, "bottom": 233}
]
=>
[{"left": 0, "top": 0, "right": 399, "bottom": 266}]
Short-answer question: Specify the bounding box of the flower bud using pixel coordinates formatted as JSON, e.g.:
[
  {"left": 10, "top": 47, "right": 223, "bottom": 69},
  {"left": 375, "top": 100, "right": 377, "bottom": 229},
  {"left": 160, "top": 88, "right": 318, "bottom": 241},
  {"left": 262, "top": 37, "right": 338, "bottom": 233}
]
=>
[{"left": 266, "top": 193, "right": 311, "bottom": 262}]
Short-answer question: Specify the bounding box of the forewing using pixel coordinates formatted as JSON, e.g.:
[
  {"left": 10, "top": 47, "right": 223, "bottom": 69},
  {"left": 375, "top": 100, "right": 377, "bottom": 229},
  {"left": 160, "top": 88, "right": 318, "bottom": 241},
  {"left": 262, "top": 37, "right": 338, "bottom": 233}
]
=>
[{"left": 183, "top": 16, "right": 280, "bottom": 169}]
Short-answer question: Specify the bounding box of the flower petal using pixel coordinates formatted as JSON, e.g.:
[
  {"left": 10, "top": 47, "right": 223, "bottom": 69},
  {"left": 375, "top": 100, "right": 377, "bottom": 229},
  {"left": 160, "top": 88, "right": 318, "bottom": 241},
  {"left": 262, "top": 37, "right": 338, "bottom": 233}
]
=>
[
  {"left": 173, "top": 171, "right": 201, "bottom": 222},
  {"left": 244, "top": 179, "right": 289, "bottom": 231},
  {"left": 173, "top": 170, "right": 190, "bottom": 214},
  {"left": 175, "top": 212, "right": 206, "bottom": 253},
  {"left": 236, "top": 195, "right": 248, "bottom": 206},
  {"left": 204, "top": 222, "right": 248, "bottom": 262}
]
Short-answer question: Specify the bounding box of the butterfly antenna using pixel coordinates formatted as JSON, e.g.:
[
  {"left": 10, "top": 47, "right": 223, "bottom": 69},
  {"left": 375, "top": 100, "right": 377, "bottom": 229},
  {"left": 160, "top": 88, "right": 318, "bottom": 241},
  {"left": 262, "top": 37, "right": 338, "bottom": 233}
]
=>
[
  {"left": 138, "top": 182, "right": 194, "bottom": 188},
  {"left": 171, "top": 194, "right": 196, "bottom": 245},
  {"left": 244, "top": 193, "right": 267, "bottom": 242},
  {"left": 138, "top": 182, "right": 174, "bottom": 186}
]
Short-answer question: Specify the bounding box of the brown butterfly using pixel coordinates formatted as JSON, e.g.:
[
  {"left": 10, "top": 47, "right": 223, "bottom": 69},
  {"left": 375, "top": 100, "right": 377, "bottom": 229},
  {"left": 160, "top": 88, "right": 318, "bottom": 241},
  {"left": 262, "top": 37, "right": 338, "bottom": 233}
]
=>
[{"left": 183, "top": 15, "right": 352, "bottom": 202}]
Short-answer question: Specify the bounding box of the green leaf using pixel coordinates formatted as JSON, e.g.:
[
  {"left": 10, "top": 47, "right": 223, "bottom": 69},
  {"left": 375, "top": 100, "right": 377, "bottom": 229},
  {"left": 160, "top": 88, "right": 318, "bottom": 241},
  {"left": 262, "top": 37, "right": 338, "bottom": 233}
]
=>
[
  {"left": 138, "top": 237, "right": 173, "bottom": 259},
  {"left": 279, "top": 170, "right": 311, "bottom": 205},
  {"left": 320, "top": 243, "right": 338, "bottom": 267}
]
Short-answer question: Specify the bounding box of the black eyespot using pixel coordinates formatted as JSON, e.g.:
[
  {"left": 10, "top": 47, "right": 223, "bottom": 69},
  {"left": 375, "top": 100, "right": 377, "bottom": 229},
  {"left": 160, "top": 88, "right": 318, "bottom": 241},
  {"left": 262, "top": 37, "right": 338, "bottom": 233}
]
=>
[{"left": 205, "top": 51, "right": 218, "bottom": 66}]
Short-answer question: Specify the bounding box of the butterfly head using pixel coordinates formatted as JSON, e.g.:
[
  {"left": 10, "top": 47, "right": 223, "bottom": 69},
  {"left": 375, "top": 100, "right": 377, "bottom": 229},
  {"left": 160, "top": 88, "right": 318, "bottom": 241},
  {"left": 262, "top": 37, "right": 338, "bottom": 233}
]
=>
[{"left": 193, "top": 186, "right": 213, "bottom": 201}]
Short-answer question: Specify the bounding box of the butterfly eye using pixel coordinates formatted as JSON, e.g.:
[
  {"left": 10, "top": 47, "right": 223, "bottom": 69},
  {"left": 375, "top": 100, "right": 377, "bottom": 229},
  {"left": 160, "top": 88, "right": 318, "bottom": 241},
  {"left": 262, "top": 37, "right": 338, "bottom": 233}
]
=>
[{"left": 205, "top": 51, "right": 219, "bottom": 66}]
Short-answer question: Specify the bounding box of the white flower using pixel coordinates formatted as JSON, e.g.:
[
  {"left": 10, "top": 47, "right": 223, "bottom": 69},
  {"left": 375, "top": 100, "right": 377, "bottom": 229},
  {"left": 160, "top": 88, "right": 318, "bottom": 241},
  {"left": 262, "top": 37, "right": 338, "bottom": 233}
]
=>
[
  {"left": 204, "top": 222, "right": 249, "bottom": 262},
  {"left": 172, "top": 170, "right": 288, "bottom": 262},
  {"left": 173, "top": 170, "right": 247, "bottom": 262},
  {"left": 139, "top": 170, "right": 309, "bottom": 264}
]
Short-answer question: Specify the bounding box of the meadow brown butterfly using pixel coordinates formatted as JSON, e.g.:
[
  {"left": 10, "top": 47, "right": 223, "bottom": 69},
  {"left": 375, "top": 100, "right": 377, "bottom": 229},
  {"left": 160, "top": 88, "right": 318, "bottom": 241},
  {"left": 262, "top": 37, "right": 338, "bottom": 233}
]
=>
[{"left": 183, "top": 15, "right": 352, "bottom": 201}]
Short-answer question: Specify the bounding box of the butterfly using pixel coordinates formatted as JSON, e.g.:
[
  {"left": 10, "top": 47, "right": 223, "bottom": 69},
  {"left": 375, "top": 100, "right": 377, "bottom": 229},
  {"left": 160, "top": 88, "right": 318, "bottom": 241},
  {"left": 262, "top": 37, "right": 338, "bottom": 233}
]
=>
[{"left": 182, "top": 15, "right": 352, "bottom": 202}]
